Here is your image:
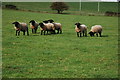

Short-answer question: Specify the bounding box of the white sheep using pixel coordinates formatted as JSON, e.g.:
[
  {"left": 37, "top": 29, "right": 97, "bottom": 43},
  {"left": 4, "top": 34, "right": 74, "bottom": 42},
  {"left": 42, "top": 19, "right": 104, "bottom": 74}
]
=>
[
  {"left": 12, "top": 21, "right": 29, "bottom": 36},
  {"left": 75, "top": 22, "right": 87, "bottom": 37},
  {"left": 39, "top": 22, "right": 55, "bottom": 35},
  {"left": 89, "top": 25, "right": 102, "bottom": 37},
  {"left": 29, "top": 20, "right": 39, "bottom": 33}
]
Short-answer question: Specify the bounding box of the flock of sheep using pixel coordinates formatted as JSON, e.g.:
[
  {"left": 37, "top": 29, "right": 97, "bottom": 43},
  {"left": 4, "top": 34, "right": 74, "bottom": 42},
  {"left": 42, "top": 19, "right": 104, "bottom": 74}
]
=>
[{"left": 12, "top": 19, "right": 103, "bottom": 37}]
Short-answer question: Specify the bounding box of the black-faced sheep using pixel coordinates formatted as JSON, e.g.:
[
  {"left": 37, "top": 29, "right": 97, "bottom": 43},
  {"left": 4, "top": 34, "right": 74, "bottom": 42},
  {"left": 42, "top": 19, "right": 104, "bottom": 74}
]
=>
[
  {"left": 12, "top": 21, "right": 29, "bottom": 36},
  {"left": 29, "top": 20, "right": 39, "bottom": 33},
  {"left": 39, "top": 22, "right": 55, "bottom": 35},
  {"left": 75, "top": 22, "right": 87, "bottom": 37},
  {"left": 88, "top": 25, "right": 102, "bottom": 37},
  {"left": 47, "top": 19, "right": 62, "bottom": 34}
]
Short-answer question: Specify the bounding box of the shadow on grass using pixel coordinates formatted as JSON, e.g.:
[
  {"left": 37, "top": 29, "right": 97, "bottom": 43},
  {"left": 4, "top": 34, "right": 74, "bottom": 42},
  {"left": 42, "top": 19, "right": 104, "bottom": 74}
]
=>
[{"left": 101, "top": 35, "right": 109, "bottom": 37}]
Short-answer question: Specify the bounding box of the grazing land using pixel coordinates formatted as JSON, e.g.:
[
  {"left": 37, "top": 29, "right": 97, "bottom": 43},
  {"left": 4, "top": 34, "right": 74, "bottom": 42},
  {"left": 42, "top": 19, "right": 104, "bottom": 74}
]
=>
[
  {"left": 2, "top": 2, "right": 118, "bottom": 78},
  {"left": 2, "top": 2, "right": 118, "bottom": 14}
]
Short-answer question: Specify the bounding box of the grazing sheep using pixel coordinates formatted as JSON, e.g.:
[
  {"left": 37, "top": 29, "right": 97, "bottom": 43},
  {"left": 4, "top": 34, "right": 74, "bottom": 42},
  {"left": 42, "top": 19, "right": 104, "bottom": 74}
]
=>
[
  {"left": 75, "top": 22, "right": 87, "bottom": 37},
  {"left": 12, "top": 21, "right": 29, "bottom": 36},
  {"left": 47, "top": 19, "right": 62, "bottom": 34},
  {"left": 29, "top": 20, "right": 39, "bottom": 33},
  {"left": 39, "top": 22, "right": 55, "bottom": 35},
  {"left": 89, "top": 25, "right": 102, "bottom": 37}
]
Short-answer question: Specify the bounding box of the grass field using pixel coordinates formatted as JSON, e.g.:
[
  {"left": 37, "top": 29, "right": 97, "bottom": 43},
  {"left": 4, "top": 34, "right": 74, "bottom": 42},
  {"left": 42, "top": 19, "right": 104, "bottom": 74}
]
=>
[
  {"left": 2, "top": 2, "right": 118, "bottom": 78},
  {"left": 2, "top": 9, "right": 118, "bottom": 78},
  {"left": 2, "top": 2, "right": 118, "bottom": 14}
]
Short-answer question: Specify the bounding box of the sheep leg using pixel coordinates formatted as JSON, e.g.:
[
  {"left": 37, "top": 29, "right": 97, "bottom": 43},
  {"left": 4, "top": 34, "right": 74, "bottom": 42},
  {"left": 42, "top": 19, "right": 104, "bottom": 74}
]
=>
[
  {"left": 16, "top": 30, "right": 18, "bottom": 36},
  {"left": 83, "top": 31, "right": 85, "bottom": 36},
  {"left": 18, "top": 31, "right": 20, "bottom": 36},
  {"left": 47, "top": 31, "right": 49, "bottom": 34},
  {"left": 35, "top": 29, "right": 37, "bottom": 33},
  {"left": 53, "top": 30, "right": 56, "bottom": 34},
  {"left": 99, "top": 32, "right": 102, "bottom": 37},
  {"left": 84, "top": 31, "right": 87, "bottom": 37},
  {"left": 96, "top": 33, "right": 98, "bottom": 37},
  {"left": 32, "top": 29, "right": 34, "bottom": 33},
  {"left": 44, "top": 31, "right": 46, "bottom": 35},
  {"left": 41, "top": 30, "right": 43, "bottom": 35},
  {"left": 57, "top": 30, "right": 59, "bottom": 34},
  {"left": 77, "top": 32, "right": 79, "bottom": 37},
  {"left": 80, "top": 33, "right": 82, "bottom": 37},
  {"left": 60, "top": 29, "right": 62, "bottom": 34},
  {"left": 27, "top": 30, "right": 29, "bottom": 36},
  {"left": 23, "top": 31, "right": 25, "bottom": 35}
]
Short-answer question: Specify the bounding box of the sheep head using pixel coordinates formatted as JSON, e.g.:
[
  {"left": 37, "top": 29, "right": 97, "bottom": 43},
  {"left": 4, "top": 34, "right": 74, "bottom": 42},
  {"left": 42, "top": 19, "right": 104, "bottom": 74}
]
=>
[
  {"left": 75, "top": 22, "right": 81, "bottom": 28},
  {"left": 12, "top": 21, "right": 20, "bottom": 28},
  {"left": 88, "top": 31, "right": 95, "bottom": 37},
  {"left": 29, "top": 20, "right": 36, "bottom": 26},
  {"left": 39, "top": 23, "right": 44, "bottom": 28},
  {"left": 48, "top": 19, "right": 54, "bottom": 23},
  {"left": 29, "top": 20, "right": 35, "bottom": 23}
]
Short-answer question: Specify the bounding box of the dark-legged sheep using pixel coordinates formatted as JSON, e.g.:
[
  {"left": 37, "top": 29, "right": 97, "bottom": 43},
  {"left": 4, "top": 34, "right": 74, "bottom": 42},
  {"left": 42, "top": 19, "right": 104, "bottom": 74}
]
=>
[
  {"left": 75, "top": 22, "right": 87, "bottom": 37},
  {"left": 29, "top": 20, "right": 39, "bottom": 33},
  {"left": 12, "top": 21, "right": 29, "bottom": 36},
  {"left": 47, "top": 19, "right": 62, "bottom": 34},
  {"left": 89, "top": 25, "right": 102, "bottom": 37},
  {"left": 39, "top": 23, "right": 55, "bottom": 35}
]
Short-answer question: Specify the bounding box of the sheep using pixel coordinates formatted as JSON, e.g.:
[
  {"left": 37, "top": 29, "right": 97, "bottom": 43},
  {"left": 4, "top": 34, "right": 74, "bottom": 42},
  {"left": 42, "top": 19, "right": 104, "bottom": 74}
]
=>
[
  {"left": 12, "top": 21, "right": 29, "bottom": 36},
  {"left": 88, "top": 25, "right": 102, "bottom": 37},
  {"left": 75, "top": 22, "right": 87, "bottom": 37},
  {"left": 47, "top": 19, "right": 62, "bottom": 34},
  {"left": 29, "top": 20, "right": 39, "bottom": 33},
  {"left": 39, "top": 22, "right": 55, "bottom": 35}
]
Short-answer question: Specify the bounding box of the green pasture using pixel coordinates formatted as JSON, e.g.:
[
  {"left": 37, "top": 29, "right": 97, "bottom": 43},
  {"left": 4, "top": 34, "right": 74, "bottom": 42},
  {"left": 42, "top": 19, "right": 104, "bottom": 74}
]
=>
[
  {"left": 2, "top": 2, "right": 118, "bottom": 14},
  {"left": 2, "top": 9, "right": 118, "bottom": 78}
]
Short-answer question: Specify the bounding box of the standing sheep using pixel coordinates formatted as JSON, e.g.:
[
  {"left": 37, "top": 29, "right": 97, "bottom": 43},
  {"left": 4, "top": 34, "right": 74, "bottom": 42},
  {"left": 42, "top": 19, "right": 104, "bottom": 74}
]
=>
[
  {"left": 88, "top": 25, "right": 102, "bottom": 37},
  {"left": 12, "top": 21, "right": 29, "bottom": 36},
  {"left": 39, "top": 22, "right": 55, "bottom": 35},
  {"left": 75, "top": 22, "right": 87, "bottom": 37},
  {"left": 47, "top": 19, "right": 62, "bottom": 34},
  {"left": 29, "top": 20, "right": 39, "bottom": 33}
]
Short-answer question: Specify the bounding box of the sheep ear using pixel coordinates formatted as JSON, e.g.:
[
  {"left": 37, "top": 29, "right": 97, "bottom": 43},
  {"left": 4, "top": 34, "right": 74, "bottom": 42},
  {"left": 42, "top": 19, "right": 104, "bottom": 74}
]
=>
[
  {"left": 39, "top": 23, "right": 41, "bottom": 25},
  {"left": 79, "top": 23, "right": 81, "bottom": 25},
  {"left": 12, "top": 21, "right": 17, "bottom": 24}
]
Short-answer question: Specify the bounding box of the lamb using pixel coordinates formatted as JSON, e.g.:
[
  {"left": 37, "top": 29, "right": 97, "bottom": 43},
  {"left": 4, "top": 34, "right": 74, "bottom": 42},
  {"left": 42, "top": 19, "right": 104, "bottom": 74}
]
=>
[
  {"left": 75, "top": 22, "right": 87, "bottom": 37},
  {"left": 39, "top": 22, "right": 55, "bottom": 35},
  {"left": 88, "top": 25, "right": 102, "bottom": 37},
  {"left": 29, "top": 20, "right": 39, "bottom": 33},
  {"left": 47, "top": 19, "right": 62, "bottom": 34},
  {"left": 12, "top": 21, "right": 29, "bottom": 36}
]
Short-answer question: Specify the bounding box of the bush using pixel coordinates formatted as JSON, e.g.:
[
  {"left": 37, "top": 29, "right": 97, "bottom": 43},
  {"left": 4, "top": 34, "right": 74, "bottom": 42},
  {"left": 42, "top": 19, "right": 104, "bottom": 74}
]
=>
[
  {"left": 5, "top": 4, "right": 18, "bottom": 10},
  {"left": 105, "top": 11, "right": 119, "bottom": 16}
]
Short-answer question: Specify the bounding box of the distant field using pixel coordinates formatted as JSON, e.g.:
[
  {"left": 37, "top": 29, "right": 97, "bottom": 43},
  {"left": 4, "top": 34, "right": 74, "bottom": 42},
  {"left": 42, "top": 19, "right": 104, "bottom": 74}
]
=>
[
  {"left": 2, "top": 9, "right": 118, "bottom": 78},
  {"left": 2, "top": 2, "right": 118, "bottom": 14}
]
